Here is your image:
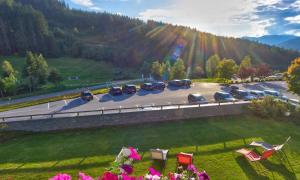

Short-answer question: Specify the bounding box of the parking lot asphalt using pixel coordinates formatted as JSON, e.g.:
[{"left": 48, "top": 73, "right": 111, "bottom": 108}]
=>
[{"left": 0, "top": 81, "right": 299, "bottom": 119}]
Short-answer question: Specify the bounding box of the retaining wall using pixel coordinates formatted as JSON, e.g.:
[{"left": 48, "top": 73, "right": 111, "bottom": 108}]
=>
[{"left": 2, "top": 103, "right": 250, "bottom": 132}]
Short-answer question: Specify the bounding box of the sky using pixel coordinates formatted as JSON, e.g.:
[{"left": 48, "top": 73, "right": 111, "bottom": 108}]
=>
[{"left": 66, "top": 0, "right": 300, "bottom": 37}]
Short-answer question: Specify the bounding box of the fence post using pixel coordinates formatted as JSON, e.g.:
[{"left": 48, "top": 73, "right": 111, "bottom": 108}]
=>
[
  {"left": 199, "top": 103, "right": 201, "bottom": 108},
  {"left": 51, "top": 114, "right": 54, "bottom": 118},
  {"left": 77, "top": 112, "right": 80, "bottom": 117},
  {"left": 30, "top": 115, "right": 33, "bottom": 120},
  {"left": 119, "top": 106, "right": 122, "bottom": 113},
  {"left": 178, "top": 104, "right": 180, "bottom": 109},
  {"left": 2, "top": 117, "right": 4, "bottom": 122},
  {"left": 161, "top": 105, "right": 163, "bottom": 110}
]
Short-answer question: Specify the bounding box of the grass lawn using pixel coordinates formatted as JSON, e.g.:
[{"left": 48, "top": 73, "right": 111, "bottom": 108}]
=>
[
  {"left": 0, "top": 115, "right": 299, "bottom": 179},
  {"left": 0, "top": 56, "right": 139, "bottom": 100}
]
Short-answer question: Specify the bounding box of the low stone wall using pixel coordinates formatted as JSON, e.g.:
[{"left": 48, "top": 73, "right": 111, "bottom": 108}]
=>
[{"left": 2, "top": 103, "right": 250, "bottom": 132}]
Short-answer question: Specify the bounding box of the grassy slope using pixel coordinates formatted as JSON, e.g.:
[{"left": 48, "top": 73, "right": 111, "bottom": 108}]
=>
[
  {"left": 0, "top": 115, "right": 299, "bottom": 179},
  {"left": 0, "top": 56, "right": 114, "bottom": 86}
]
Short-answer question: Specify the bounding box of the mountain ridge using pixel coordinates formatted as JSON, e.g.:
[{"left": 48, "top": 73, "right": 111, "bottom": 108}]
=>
[{"left": 0, "top": 0, "right": 299, "bottom": 72}]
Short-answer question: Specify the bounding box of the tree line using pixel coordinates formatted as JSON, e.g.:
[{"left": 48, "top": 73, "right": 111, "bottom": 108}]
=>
[
  {"left": 0, "top": 52, "right": 62, "bottom": 97},
  {"left": 148, "top": 54, "right": 272, "bottom": 82}
]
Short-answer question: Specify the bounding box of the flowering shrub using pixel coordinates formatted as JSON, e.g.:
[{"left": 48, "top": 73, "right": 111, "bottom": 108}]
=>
[
  {"left": 50, "top": 173, "right": 72, "bottom": 180},
  {"left": 50, "top": 148, "right": 210, "bottom": 180}
]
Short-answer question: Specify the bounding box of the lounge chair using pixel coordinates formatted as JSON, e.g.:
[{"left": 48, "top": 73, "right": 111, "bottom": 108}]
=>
[
  {"left": 249, "top": 136, "right": 291, "bottom": 151},
  {"left": 249, "top": 137, "right": 294, "bottom": 172},
  {"left": 236, "top": 148, "right": 275, "bottom": 174},
  {"left": 236, "top": 148, "right": 275, "bottom": 162},
  {"left": 150, "top": 148, "right": 169, "bottom": 161},
  {"left": 177, "top": 152, "right": 193, "bottom": 167}
]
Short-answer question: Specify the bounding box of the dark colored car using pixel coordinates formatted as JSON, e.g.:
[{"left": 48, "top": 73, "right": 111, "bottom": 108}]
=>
[
  {"left": 168, "top": 79, "right": 184, "bottom": 87},
  {"left": 153, "top": 81, "right": 166, "bottom": 90},
  {"left": 81, "top": 91, "right": 94, "bottom": 101},
  {"left": 188, "top": 93, "right": 207, "bottom": 104},
  {"left": 250, "top": 90, "right": 265, "bottom": 99},
  {"left": 214, "top": 92, "right": 236, "bottom": 102},
  {"left": 109, "top": 86, "right": 122, "bottom": 96},
  {"left": 181, "top": 79, "right": 192, "bottom": 87},
  {"left": 232, "top": 90, "right": 255, "bottom": 101},
  {"left": 229, "top": 85, "right": 239, "bottom": 94},
  {"left": 141, "top": 83, "right": 154, "bottom": 91},
  {"left": 122, "top": 84, "right": 137, "bottom": 94}
]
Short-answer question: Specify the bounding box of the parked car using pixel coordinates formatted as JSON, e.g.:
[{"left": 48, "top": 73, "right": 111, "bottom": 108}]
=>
[
  {"left": 181, "top": 79, "right": 192, "bottom": 87},
  {"left": 264, "top": 90, "right": 288, "bottom": 100},
  {"left": 81, "top": 91, "right": 94, "bottom": 101},
  {"left": 153, "top": 81, "right": 166, "bottom": 90},
  {"left": 249, "top": 90, "right": 265, "bottom": 99},
  {"left": 188, "top": 93, "right": 207, "bottom": 104},
  {"left": 109, "top": 86, "right": 122, "bottom": 96},
  {"left": 168, "top": 79, "right": 184, "bottom": 87},
  {"left": 122, "top": 84, "right": 137, "bottom": 94},
  {"left": 141, "top": 83, "right": 154, "bottom": 91},
  {"left": 214, "top": 92, "right": 236, "bottom": 102},
  {"left": 232, "top": 90, "right": 256, "bottom": 101},
  {"left": 229, "top": 85, "right": 239, "bottom": 94}
]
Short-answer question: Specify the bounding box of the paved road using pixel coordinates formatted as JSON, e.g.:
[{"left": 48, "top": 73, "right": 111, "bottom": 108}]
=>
[
  {"left": 0, "top": 81, "right": 299, "bottom": 119},
  {"left": 0, "top": 79, "right": 143, "bottom": 105}
]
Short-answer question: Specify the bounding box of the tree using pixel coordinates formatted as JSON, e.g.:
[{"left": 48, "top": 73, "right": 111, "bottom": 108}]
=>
[
  {"left": 48, "top": 69, "right": 62, "bottom": 86},
  {"left": 193, "top": 65, "right": 204, "bottom": 78},
  {"left": 170, "top": 58, "right": 186, "bottom": 79},
  {"left": 286, "top": 57, "right": 300, "bottom": 95},
  {"left": 0, "top": 60, "right": 18, "bottom": 96},
  {"left": 240, "top": 55, "right": 252, "bottom": 68},
  {"left": 216, "top": 59, "right": 238, "bottom": 80},
  {"left": 255, "top": 64, "right": 271, "bottom": 79},
  {"left": 238, "top": 66, "right": 256, "bottom": 80},
  {"left": 0, "top": 74, "right": 17, "bottom": 96},
  {"left": 2, "top": 60, "right": 17, "bottom": 78},
  {"left": 23, "top": 51, "right": 49, "bottom": 92},
  {"left": 205, "top": 54, "right": 220, "bottom": 78},
  {"left": 238, "top": 56, "right": 255, "bottom": 81},
  {"left": 151, "top": 61, "right": 164, "bottom": 79},
  {"left": 140, "top": 61, "right": 151, "bottom": 75}
]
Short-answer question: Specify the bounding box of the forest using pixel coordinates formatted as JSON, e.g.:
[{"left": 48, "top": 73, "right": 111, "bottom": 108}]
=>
[{"left": 0, "top": 0, "right": 299, "bottom": 74}]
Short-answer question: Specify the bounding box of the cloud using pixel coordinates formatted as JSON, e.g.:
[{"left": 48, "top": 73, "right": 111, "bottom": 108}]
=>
[
  {"left": 291, "top": 0, "right": 300, "bottom": 10},
  {"left": 71, "top": 0, "right": 94, "bottom": 7},
  {"left": 138, "top": 0, "right": 277, "bottom": 37},
  {"left": 285, "top": 29, "right": 300, "bottom": 36},
  {"left": 285, "top": 15, "right": 300, "bottom": 24}
]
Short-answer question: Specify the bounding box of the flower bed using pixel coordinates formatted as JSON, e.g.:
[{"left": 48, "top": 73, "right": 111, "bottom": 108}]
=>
[{"left": 49, "top": 147, "right": 210, "bottom": 180}]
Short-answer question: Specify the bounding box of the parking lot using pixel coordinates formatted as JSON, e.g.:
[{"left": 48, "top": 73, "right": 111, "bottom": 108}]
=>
[{"left": 0, "top": 81, "right": 299, "bottom": 120}]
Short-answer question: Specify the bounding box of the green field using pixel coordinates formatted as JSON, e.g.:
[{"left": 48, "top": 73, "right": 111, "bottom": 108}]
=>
[
  {"left": 0, "top": 56, "right": 139, "bottom": 100},
  {"left": 0, "top": 115, "right": 299, "bottom": 179},
  {"left": 0, "top": 56, "right": 115, "bottom": 85}
]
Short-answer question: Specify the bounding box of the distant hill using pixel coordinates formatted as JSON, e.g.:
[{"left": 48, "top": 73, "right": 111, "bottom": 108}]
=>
[
  {"left": 244, "top": 35, "right": 300, "bottom": 51},
  {"left": 0, "top": 0, "right": 299, "bottom": 73}
]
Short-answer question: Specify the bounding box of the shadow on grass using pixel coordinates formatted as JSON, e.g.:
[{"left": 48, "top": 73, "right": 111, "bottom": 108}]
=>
[
  {"left": 235, "top": 156, "right": 269, "bottom": 180},
  {"left": 0, "top": 159, "right": 111, "bottom": 175},
  {"left": 261, "top": 160, "right": 297, "bottom": 180}
]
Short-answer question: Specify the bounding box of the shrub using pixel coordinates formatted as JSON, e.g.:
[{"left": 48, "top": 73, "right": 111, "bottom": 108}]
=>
[{"left": 248, "top": 96, "right": 293, "bottom": 118}]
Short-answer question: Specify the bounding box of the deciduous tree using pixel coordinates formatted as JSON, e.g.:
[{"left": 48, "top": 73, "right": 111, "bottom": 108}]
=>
[
  {"left": 217, "top": 59, "right": 238, "bottom": 80},
  {"left": 48, "top": 69, "right": 62, "bottom": 86},
  {"left": 205, "top": 54, "right": 220, "bottom": 78},
  {"left": 286, "top": 57, "right": 300, "bottom": 95},
  {"left": 170, "top": 58, "right": 186, "bottom": 79},
  {"left": 255, "top": 64, "right": 271, "bottom": 79}
]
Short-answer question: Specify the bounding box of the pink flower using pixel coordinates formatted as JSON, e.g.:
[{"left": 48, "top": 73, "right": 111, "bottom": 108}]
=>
[
  {"left": 50, "top": 173, "right": 72, "bottom": 180},
  {"left": 128, "top": 147, "right": 141, "bottom": 161},
  {"left": 198, "top": 172, "right": 210, "bottom": 180},
  {"left": 100, "top": 172, "right": 118, "bottom": 180},
  {"left": 78, "top": 172, "right": 93, "bottom": 180},
  {"left": 121, "top": 164, "right": 134, "bottom": 174},
  {"left": 187, "top": 164, "right": 198, "bottom": 173},
  {"left": 148, "top": 167, "right": 161, "bottom": 177},
  {"left": 121, "top": 173, "right": 143, "bottom": 180}
]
